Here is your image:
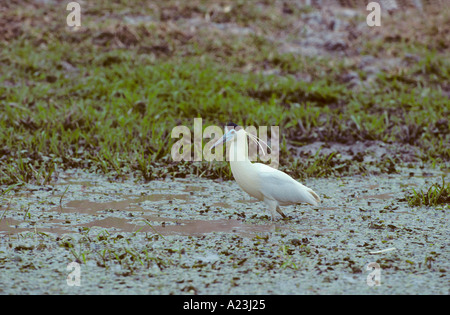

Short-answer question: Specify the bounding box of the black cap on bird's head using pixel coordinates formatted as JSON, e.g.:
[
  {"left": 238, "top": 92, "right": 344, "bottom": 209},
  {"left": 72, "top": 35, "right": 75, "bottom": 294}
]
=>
[
  {"left": 226, "top": 122, "right": 241, "bottom": 131},
  {"left": 211, "top": 122, "right": 242, "bottom": 149},
  {"left": 214, "top": 122, "right": 268, "bottom": 154}
]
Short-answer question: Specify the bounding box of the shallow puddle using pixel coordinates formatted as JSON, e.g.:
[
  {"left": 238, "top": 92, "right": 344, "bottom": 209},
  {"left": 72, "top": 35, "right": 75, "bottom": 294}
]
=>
[
  {"left": 210, "top": 202, "right": 232, "bottom": 208},
  {"left": 0, "top": 213, "right": 279, "bottom": 237},
  {"left": 2, "top": 176, "right": 400, "bottom": 238},
  {"left": 1, "top": 195, "right": 335, "bottom": 237},
  {"left": 0, "top": 191, "right": 282, "bottom": 237},
  {"left": 0, "top": 217, "right": 69, "bottom": 235},
  {"left": 183, "top": 186, "right": 206, "bottom": 192},
  {"left": 80, "top": 216, "right": 278, "bottom": 237},
  {"left": 55, "top": 193, "right": 281, "bottom": 236},
  {"left": 53, "top": 193, "right": 191, "bottom": 214},
  {"left": 0, "top": 217, "right": 22, "bottom": 233}
]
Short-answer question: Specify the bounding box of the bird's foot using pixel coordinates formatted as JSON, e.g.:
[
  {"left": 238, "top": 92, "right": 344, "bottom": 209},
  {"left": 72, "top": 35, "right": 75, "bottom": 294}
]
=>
[{"left": 276, "top": 207, "right": 287, "bottom": 219}]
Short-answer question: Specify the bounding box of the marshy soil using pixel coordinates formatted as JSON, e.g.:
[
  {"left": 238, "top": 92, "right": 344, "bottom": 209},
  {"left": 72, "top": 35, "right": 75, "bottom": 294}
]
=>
[
  {"left": 0, "top": 168, "right": 448, "bottom": 294},
  {"left": 0, "top": 0, "right": 448, "bottom": 295}
]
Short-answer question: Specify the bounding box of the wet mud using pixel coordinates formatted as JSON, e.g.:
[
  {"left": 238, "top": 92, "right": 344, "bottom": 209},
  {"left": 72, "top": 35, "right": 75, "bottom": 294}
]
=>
[{"left": 0, "top": 168, "right": 448, "bottom": 294}]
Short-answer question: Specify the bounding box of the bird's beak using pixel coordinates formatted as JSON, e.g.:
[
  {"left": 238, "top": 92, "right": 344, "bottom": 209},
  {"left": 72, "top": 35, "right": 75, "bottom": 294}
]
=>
[{"left": 211, "top": 129, "right": 234, "bottom": 149}]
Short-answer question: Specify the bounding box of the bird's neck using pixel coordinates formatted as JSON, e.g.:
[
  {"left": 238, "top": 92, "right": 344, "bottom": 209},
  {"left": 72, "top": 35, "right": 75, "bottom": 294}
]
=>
[
  {"left": 228, "top": 132, "right": 262, "bottom": 200},
  {"left": 229, "top": 133, "right": 250, "bottom": 164}
]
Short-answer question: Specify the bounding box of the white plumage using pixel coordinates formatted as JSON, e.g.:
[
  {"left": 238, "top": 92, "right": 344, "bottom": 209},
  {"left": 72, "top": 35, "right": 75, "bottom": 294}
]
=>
[{"left": 213, "top": 124, "right": 320, "bottom": 220}]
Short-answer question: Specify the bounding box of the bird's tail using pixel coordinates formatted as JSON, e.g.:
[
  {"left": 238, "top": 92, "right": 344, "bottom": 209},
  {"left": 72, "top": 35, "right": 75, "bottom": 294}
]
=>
[
  {"left": 298, "top": 187, "right": 320, "bottom": 206},
  {"left": 307, "top": 189, "right": 321, "bottom": 205},
  {"left": 296, "top": 182, "right": 321, "bottom": 206}
]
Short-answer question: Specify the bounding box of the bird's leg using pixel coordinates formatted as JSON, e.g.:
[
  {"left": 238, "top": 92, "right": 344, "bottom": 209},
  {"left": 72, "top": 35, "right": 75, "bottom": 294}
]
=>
[
  {"left": 269, "top": 205, "right": 277, "bottom": 221},
  {"left": 264, "top": 198, "right": 279, "bottom": 221},
  {"left": 276, "top": 206, "right": 287, "bottom": 219},
  {"left": 264, "top": 198, "right": 287, "bottom": 221}
]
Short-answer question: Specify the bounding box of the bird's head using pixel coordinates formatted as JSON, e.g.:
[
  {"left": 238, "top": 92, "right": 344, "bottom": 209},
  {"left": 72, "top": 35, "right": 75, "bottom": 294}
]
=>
[{"left": 211, "top": 122, "right": 242, "bottom": 149}]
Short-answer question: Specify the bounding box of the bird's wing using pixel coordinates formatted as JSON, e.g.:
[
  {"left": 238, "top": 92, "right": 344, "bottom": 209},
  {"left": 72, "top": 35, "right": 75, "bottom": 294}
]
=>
[{"left": 254, "top": 163, "right": 320, "bottom": 206}]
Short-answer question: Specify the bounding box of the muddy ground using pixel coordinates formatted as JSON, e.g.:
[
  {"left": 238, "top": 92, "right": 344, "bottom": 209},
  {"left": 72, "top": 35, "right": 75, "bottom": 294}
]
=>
[
  {"left": 0, "top": 168, "right": 448, "bottom": 294},
  {"left": 0, "top": 1, "right": 448, "bottom": 295}
]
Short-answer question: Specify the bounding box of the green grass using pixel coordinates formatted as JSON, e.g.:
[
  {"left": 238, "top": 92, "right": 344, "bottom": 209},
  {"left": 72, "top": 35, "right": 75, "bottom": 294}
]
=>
[
  {"left": 0, "top": 1, "right": 449, "bottom": 184},
  {"left": 407, "top": 178, "right": 450, "bottom": 207}
]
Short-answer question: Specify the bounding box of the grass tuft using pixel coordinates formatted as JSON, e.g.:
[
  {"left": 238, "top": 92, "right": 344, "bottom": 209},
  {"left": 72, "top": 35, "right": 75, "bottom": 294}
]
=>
[{"left": 407, "top": 178, "right": 450, "bottom": 207}]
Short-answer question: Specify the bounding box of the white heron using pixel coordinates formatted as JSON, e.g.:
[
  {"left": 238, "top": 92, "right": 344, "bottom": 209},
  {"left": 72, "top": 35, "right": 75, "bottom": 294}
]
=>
[{"left": 212, "top": 123, "right": 320, "bottom": 221}]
